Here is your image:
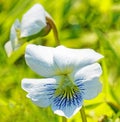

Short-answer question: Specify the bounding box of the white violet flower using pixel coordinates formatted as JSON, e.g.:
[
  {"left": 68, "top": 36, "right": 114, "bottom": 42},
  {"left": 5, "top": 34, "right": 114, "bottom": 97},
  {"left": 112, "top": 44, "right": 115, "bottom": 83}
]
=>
[{"left": 22, "top": 44, "right": 103, "bottom": 118}]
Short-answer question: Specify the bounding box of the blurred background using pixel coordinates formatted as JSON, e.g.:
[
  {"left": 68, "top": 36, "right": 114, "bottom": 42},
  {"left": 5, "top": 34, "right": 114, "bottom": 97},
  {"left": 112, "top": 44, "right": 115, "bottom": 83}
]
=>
[{"left": 0, "top": 0, "right": 120, "bottom": 122}]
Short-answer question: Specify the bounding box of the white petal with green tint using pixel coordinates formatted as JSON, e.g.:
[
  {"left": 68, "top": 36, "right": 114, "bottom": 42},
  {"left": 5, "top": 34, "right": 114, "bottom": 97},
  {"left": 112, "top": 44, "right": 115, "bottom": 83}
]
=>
[
  {"left": 21, "top": 4, "right": 46, "bottom": 37},
  {"left": 53, "top": 46, "right": 103, "bottom": 74},
  {"left": 75, "top": 77, "right": 102, "bottom": 100},
  {"left": 10, "top": 19, "right": 21, "bottom": 50},
  {"left": 4, "top": 19, "right": 21, "bottom": 57},
  {"left": 74, "top": 63, "right": 102, "bottom": 99},
  {"left": 25, "top": 44, "right": 60, "bottom": 77},
  {"left": 4, "top": 41, "right": 13, "bottom": 57},
  {"left": 22, "top": 78, "right": 58, "bottom": 107},
  {"left": 74, "top": 63, "right": 102, "bottom": 81},
  {"left": 83, "top": 78, "right": 102, "bottom": 99}
]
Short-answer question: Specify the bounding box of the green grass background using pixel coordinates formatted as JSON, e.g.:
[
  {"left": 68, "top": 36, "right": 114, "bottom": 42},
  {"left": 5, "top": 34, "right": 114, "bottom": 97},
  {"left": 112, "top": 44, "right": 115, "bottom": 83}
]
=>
[{"left": 0, "top": 0, "right": 120, "bottom": 122}]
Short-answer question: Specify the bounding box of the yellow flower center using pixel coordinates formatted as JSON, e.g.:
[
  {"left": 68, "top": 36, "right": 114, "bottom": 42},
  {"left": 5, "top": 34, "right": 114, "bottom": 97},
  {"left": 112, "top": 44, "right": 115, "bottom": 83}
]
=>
[{"left": 54, "top": 75, "right": 80, "bottom": 99}]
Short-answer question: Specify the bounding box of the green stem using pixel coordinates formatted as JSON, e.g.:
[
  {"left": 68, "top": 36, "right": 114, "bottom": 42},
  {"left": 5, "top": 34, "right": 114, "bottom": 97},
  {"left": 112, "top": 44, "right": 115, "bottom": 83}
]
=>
[
  {"left": 80, "top": 106, "right": 87, "bottom": 122},
  {"left": 62, "top": 116, "right": 67, "bottom": 122},
  {"left": 46, "top": 16, "right": 60, "bottom": 46}
]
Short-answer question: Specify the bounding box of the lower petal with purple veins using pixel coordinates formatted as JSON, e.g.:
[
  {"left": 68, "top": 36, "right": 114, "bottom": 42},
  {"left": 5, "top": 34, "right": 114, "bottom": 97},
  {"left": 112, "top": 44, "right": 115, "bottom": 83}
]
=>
[
  {"left": 22, "top": 78, "right": 58, "bottom": 107},
  {"left": 51, "top": 85, "right": 83, "bottom": 118}
]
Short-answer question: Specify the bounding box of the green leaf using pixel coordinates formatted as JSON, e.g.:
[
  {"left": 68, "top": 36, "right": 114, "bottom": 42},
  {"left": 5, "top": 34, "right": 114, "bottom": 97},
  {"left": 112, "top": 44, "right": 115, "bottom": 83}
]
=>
[{"left": 106, "top": 101, "right": 120, "bottom": 113}]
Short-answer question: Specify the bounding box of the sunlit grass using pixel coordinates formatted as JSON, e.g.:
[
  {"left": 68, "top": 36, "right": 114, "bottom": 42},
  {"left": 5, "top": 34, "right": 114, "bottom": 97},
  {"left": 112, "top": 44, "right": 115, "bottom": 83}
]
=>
[{"left": 0, "top": 0, "right": 120, "bottom": 122}]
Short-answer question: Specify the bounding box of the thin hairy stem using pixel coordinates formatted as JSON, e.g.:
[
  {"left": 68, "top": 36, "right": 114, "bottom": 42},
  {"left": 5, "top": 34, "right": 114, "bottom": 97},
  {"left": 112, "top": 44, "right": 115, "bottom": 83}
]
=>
[{"left": 80, "top": 106, "right": 87, "bottom": 122}]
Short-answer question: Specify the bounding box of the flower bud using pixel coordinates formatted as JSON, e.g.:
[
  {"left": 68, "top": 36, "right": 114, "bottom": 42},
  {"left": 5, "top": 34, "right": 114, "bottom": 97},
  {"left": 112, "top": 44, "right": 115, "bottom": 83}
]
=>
[{"left": 20, "top": 4, "right": 52, "bottom": 38}]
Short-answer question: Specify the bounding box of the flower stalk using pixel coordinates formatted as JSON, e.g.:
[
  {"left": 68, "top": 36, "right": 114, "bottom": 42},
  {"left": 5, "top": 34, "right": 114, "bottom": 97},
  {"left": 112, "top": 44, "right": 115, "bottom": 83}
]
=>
[
  {"left": 80, "top": 106, "right": 87, "bottom": 122},
  {"left": 62, "top": 117, "right": 67, "bottom": 122},
  {"left": 46, "top": 16, "right": 60, "bottom": 46}
]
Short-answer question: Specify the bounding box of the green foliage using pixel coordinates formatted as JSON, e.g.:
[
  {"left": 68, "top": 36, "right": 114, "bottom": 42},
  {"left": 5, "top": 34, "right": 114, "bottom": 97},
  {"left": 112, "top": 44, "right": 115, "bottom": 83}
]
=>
[{"left": 0, "top": 0, "right": 120, "bottom": 121}]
